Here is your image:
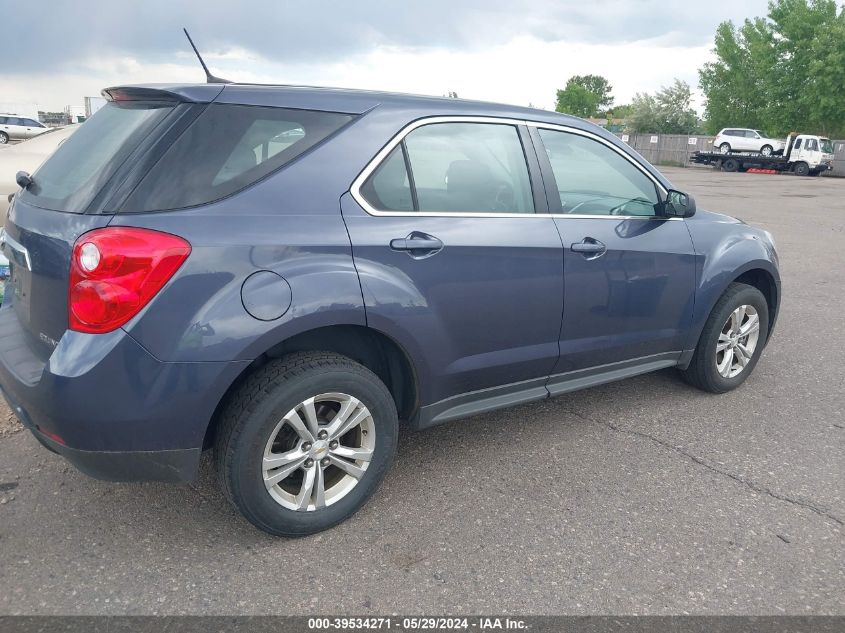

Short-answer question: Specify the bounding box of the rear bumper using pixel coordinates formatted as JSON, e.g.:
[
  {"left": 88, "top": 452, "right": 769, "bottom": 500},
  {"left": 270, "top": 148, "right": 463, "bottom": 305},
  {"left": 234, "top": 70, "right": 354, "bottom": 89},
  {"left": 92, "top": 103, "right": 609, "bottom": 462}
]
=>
[
  {"left": 7, "top": 393, "right": 200, "bottom": 483},
  {"left": 0, "top": 303, "right": 248, "bottom": 482}
]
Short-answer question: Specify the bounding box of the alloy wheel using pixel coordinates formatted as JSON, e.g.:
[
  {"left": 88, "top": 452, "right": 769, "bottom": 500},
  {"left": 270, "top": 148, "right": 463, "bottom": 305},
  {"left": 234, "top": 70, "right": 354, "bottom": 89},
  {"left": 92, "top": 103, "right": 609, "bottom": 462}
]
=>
[
  {"left": 262, "top": 393, "right": 375, "bottom": 511},
  {"left": 715, "top": 305, "right": 760, "bottom": 378}
]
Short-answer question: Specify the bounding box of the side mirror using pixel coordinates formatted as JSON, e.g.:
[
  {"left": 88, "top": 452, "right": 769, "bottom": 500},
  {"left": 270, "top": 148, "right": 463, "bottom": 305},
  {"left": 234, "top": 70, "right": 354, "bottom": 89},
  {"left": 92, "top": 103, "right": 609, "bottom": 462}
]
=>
[{"left": 662, "top": 189, "right": 696, "bottom": 218}]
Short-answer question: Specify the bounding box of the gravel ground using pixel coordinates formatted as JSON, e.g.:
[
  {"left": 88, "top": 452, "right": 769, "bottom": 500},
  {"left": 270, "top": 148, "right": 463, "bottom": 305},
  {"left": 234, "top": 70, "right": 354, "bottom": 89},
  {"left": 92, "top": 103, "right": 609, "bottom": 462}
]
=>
[
  {"left": 0, "top": 166, "right": 842, "bottom": 615},
  {"left": 0, "top": 398, "right": 20, "bottom": 439}
]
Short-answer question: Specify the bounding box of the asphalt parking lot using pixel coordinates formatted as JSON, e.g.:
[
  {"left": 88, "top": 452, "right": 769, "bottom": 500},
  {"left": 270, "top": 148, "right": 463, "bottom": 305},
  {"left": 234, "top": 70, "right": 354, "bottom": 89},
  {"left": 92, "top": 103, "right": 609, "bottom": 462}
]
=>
[{"left": 0, "top": 166, "right": 842, "bottom": 615}]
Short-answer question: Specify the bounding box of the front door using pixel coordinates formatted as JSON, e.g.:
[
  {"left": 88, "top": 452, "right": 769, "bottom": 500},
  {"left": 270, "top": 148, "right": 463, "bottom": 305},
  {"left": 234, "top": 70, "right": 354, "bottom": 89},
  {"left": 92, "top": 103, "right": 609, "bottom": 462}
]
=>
[
  {"left": 343, "top": 119, "right": 564, "bottom": 410},
  {"left": 531, "top": 125, "right": 697, "bottom": 379}
]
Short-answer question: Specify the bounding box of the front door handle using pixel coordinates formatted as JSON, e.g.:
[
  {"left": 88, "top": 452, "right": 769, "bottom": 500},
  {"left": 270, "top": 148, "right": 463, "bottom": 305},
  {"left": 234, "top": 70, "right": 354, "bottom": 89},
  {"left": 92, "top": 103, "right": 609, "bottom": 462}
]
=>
[
  {"left": 390, "top": 232, "right": 444, "bottom": 258},
  {"left": 571, "top": 238, "right": 607, "bottom": 258}
]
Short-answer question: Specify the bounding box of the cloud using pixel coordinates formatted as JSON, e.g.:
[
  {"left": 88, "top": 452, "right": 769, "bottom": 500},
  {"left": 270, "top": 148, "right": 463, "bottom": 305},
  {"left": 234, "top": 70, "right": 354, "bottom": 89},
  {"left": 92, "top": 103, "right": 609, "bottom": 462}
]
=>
[
  {"left": 4, "top": 0, "right": 769, "bottom": 72},
  {"left": 1, "top": 0, "right": 769, "bottom": 111}
]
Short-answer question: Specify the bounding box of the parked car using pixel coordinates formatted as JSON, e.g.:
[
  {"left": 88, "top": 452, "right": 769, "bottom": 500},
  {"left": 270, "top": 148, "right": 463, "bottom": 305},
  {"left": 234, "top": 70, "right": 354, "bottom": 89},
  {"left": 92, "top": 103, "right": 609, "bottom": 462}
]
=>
[
  {"left": 0, "top": 126, "right": 79, "bottom": 216},
  {"left": 0, "top": 115, "right": 51, "bottom": 144},
  {"left": 0, "top": 84, "right": 780, "bottom": 536},
  {"left": 713, "top": 128, "right": 786, "bottom": 156}
]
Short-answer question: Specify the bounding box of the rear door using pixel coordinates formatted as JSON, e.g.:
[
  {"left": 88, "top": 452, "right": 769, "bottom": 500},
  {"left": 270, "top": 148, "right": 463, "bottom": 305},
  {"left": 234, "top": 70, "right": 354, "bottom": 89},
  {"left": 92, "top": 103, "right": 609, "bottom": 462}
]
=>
[
  {"left": 343, "top": 118, "right": 564, "bottom": 410},
  {"left": 530, "top": 124, "right": 696, "bottom": 380}
]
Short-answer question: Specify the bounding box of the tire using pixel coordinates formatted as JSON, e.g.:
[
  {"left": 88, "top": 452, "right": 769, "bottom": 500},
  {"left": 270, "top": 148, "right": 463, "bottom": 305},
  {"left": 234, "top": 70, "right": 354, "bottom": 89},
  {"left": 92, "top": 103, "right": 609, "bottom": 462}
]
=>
[
  {"left": 0, "top": 132, "right": 8, "bottom": 144},
  {"left": 722, "top": 158, "right": 739, "bottom": 172},
  {"left": 794, "top": 162, "right": 810, "bottom": 177},
  {"left": 681, "top": 283, "right": 769, "bottom": 394},
  {"left": 214, "top": 352, "right": 399, "bottom": 536},
  {"left": 719, "top": 142, "right": 731, "bottom": 154},
  {"left": 760, "top": 144, "right": 773, "bottom": 157}
]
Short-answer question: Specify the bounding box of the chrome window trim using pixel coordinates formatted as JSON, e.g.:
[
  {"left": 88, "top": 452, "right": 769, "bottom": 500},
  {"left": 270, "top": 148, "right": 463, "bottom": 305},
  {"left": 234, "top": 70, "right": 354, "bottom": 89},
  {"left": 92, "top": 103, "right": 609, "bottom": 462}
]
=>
[{"left": 349, "top": 115, "right": 679, "bottom": 221}]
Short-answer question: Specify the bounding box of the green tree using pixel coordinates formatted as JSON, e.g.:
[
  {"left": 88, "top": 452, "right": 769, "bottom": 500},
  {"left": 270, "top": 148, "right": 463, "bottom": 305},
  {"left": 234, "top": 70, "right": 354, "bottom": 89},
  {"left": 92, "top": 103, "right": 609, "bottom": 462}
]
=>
[
  {"left": 602, "top": 103, "right": 634, "bottom": 119},
  {"left": 626, "top": 80, "right": 700, "bottom": 133},
  {"left": 555, "top": 74, "right": 613, "bottom": 118},
  {"left": 699, "top": 0, "right": 845, "bottom": 137},
  {"left": 655, "top": 80, "right": 700, "bottom": 134}
]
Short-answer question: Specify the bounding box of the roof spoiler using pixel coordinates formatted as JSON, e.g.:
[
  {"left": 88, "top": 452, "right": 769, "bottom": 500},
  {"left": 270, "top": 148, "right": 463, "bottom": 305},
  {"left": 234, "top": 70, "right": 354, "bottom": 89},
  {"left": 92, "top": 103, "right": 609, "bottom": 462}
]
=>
[{"left": 101, "top": 87, "right": 186, "bottom": 102}]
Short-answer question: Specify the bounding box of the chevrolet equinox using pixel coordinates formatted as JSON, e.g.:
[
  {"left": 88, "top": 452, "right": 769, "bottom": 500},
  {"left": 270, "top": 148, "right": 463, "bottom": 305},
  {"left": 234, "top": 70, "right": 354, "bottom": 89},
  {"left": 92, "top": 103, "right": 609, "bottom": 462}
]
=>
[{"left": 0, "top": 83, "right": 780, "bottom": 535}]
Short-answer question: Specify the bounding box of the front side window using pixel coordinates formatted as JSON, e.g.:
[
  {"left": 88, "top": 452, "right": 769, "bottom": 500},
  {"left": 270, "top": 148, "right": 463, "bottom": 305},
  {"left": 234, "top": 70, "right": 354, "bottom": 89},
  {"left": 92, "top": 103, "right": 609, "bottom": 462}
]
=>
[
  {"left": 360, "top": 122, "right": 535, "bottom": 214},
  {"left": 537, "top": 128, "right": 659, "bottom": 217},
  {"left": 123, "top": 105, "right": 353, "bottom": 212},
  {"left": 820, "top": 139, "right": 833, "bottom": 153}
]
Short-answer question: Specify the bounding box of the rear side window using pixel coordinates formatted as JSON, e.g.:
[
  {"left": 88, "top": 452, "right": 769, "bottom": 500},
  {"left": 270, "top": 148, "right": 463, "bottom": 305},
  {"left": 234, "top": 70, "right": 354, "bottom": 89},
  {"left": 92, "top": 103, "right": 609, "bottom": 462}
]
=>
[
  {"left": 20, "top": 102, "right": 175, "bottom": 214},
  {"left": 122, "top": 105, "right": 353, "bottom": 212},
  {"left": 359, "top": 122, "right": 535, "bottom": 214}
]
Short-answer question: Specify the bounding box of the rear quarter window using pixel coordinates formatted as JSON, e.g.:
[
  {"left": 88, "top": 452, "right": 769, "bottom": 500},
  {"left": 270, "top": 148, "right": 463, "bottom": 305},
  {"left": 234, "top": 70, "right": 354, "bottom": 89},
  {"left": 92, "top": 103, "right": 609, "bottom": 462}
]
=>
[{"left": 121, "top": 104, "right": 353, "bottom": 212}]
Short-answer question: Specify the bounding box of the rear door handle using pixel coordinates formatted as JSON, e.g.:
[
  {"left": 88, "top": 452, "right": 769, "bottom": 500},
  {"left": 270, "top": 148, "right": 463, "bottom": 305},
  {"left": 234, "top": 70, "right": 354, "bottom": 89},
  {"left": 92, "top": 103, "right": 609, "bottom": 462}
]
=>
[
  {"left": 390, "top": 233, "right": 444, "bottom": 258},
  {"left": 571, "top": 238, "right": 606, "bottom": 258}
]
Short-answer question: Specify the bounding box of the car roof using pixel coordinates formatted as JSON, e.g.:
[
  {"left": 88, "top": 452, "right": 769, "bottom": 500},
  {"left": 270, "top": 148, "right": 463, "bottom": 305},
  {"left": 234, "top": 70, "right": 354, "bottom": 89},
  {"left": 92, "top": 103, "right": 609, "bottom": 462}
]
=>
[{"left": 106, "top": 82, "right": 585, "bottom": 126}]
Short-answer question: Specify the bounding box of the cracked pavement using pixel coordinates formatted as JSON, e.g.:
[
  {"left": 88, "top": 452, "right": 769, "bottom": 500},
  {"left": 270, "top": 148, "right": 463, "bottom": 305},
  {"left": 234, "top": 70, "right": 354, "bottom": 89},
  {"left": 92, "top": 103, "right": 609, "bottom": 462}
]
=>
[{"left": 0, "top": 167, "right": 843, "bottom": 614}]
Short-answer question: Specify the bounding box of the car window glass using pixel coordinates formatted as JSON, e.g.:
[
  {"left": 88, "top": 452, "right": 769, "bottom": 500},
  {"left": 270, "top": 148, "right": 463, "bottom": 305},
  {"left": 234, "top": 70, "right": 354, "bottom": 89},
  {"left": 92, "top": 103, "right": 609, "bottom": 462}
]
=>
[
  {"left": 123, "top": 104, "right": 353, "bottom": 212},
  {"left": 20, "top": 102, "right": 175, "bottom": 214},
  {"left": 806, "top": 139, "right": 817, "bottom": 151},
  {"left": 359, "top": 145, "right": 413, "bottom": 212},
  {"left": 402, "top": 122, "right": 534, "bottom": 214},
  {"left": 0, "top": 117, "right": 6, "bottom": 125},
  {"left": 794, "top": 138, "right": 802, "bottom": 149},
  {"left": 538, "top": 129, "right": 659, "bottom": 217}
]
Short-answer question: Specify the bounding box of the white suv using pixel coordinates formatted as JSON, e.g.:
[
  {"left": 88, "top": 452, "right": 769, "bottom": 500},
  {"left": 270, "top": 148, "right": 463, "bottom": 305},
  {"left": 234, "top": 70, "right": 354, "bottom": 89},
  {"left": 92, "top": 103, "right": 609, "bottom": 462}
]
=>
[
  {"left": 0, "top": 115, "right": 49, "bottom": 144},
  {"left": 714, "top": 128, "right": 786, "bottom": 156}
]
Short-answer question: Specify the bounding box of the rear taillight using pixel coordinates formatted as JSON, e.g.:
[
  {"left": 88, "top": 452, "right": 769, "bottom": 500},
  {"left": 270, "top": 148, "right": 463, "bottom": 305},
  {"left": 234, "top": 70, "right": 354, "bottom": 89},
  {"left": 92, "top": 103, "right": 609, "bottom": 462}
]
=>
[{"left": 69, "top": 227, "right": 191, "bottom": 334}]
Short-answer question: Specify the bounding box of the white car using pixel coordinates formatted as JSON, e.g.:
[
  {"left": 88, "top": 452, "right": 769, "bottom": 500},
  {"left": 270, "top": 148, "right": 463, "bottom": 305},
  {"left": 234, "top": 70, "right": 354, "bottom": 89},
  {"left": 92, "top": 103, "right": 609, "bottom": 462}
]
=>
[
  {"left": 714, "top": 128, "right": 786, "bottom": 156},
  {"left": 0, "top": 125, "right": 79, "bottom": 216},
  {"left": 0, "top": 115, "right": 50, "bottom": 144}
]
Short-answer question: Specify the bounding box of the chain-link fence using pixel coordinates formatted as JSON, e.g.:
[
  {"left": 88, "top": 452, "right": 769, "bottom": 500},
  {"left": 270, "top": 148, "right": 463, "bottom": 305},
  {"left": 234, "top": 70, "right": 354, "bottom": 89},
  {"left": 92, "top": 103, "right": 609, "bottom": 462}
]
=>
[{"left": 613, "top": 133, "right": 845, "bottom": 178}]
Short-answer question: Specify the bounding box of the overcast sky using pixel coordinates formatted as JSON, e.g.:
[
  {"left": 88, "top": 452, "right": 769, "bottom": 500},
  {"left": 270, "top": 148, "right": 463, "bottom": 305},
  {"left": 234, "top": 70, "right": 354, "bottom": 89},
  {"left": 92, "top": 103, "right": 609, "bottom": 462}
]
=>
[{"left": 2, "top": 0, "right": 770, "bottom": 113}]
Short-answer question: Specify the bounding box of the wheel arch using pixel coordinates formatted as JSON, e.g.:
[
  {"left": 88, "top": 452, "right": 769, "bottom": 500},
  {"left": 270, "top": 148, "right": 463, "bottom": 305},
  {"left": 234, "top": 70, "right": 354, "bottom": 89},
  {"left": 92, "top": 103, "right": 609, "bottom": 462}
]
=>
[
  {"left": 681, "top": 258, "right": 780, "bottom": 369},
  {"left": 202, "top": 324, "right": 419, "bottom": 449}
]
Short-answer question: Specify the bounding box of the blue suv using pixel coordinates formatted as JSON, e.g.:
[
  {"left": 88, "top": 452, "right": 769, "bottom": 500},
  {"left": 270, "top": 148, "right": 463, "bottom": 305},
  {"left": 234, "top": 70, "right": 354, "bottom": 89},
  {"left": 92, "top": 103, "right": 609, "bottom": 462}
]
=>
[{"left": 0, "top": 84, "right": 779, "bottom": 535}]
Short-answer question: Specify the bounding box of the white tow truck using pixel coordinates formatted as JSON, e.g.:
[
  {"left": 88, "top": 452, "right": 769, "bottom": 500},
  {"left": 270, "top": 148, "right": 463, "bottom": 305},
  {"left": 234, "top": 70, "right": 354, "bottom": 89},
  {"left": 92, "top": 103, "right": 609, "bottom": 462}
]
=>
[{"left": 691, "top": 133, "right": 836, "bottom": 176}]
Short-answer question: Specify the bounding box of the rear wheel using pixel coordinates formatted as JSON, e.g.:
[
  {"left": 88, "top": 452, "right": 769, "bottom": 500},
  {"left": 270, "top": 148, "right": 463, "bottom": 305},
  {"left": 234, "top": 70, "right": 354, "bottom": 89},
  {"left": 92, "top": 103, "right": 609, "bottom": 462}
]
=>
[
  {"left": 681, "top": 283, "right": 769, "bottom": 393},
  {"left": 215, "top": 352, "right": 399, "bottom": 536},
  {"left": 760, "top": 144, "right": 773, "bottom": 156},
  {"left": 719, "top": 142, "right": 731, "bottom": 154},
  {"left": 722, "top": 157, "right": 740, "bottom": 172},
  {"left": 794, "top": 162, "right": 810, "bottom": 177},
  {"left": 0, "top": 132, "right": 8, "bottom": 144}
]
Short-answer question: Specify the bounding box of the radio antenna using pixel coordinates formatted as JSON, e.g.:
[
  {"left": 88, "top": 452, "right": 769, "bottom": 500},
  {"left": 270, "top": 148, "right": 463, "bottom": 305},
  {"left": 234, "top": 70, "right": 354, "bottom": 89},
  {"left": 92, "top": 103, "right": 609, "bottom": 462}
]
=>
[{"left": 183, "top": 28, "right": 232, "bottom": 84}]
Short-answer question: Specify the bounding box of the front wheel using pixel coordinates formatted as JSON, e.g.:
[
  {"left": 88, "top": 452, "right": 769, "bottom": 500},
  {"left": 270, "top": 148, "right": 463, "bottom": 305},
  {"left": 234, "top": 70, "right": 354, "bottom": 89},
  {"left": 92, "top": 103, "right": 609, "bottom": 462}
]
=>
[
  {"left": 681, "top": 283, "right": 769, "bottom": 393},
  {"left": 215, "top": 352, "right": 399, "bottom": 536},
  {"left": 794, "top": 162, "right": 810, "bottom": 177},
  {"left": 760, "top": 144, "right": 773, "bottom": 156}
]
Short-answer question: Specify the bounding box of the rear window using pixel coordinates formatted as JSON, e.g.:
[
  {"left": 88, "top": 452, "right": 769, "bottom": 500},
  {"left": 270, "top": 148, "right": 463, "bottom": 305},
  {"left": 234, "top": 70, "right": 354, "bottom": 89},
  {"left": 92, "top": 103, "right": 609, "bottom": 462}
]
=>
[
  {"left": 121, "top": 104, "right": 353, "bottom": 212},
  {"left": 20, "top": 102, "right": 175, "bottom": 213}
]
